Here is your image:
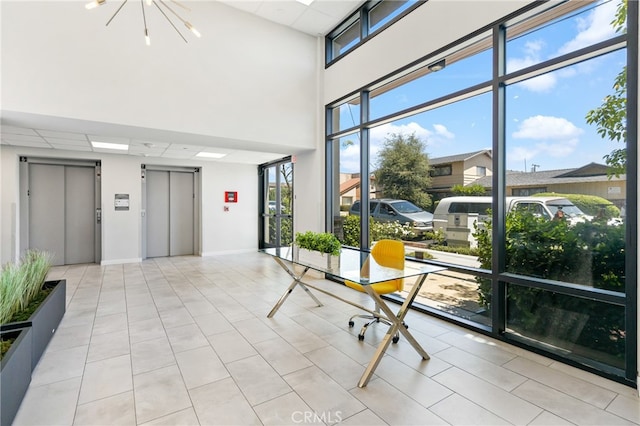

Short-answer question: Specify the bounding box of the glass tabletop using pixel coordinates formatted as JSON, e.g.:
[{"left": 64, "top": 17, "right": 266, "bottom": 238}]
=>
[{"left": 260, "top": 246, "right": 446, "bottom": 285}]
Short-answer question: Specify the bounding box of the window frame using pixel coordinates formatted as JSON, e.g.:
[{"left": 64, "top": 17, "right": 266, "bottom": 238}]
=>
[
  {"left": 325, "top": 0, "right": 426, "bottom": 66},
  {"left": 325, "top": 0, "right": 637, "bottom": 387}
]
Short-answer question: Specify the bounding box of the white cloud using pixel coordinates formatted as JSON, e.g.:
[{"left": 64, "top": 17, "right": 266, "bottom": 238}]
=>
[
  {"left": 370, "top": 122, "right": 432, "bottom": 143},
  {"left": 558, "top": 0, "right": 618, "bottom": 55},
  {"left": 433, "top": 124, "right": 455, "bottom": 139},
  {"left": 339, "top": 122, "right": 457, "bottom": 171},
  {"left": 509, "top": 115, "right": 583, "bottom": 166},
  {"left": 508, "top": 1, "right": 616, "bottom": 93},
  {"left": 339, "top": 142, "right": 360, "bottom": 173},
  {"left": 513, "top": 115, "right": 583, "bottom": 140}
]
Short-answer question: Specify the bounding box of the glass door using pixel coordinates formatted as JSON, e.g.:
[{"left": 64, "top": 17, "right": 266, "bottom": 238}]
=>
[{"left": 259, "top": 158, "right": 293, "bottom": 248}]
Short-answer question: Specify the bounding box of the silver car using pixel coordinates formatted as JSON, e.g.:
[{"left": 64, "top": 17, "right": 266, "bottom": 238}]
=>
[{"left": 349, "top": 199, "right": 434, "bottom": 235}]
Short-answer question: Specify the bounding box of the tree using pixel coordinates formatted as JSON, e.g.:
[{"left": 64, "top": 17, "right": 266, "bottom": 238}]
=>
[
  {"left": 374, "top": 132, "right": 432, "bottom": 209},
  {"left": 585, "top": 0, "right": 627, "bottom": 176}
]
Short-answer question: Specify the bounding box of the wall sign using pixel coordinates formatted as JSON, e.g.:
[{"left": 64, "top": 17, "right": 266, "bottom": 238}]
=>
[
  {"left": 115, "top": 194, "right": 130, "bottom": 211},
  {"left": 225, "top": 191, "right": 238, "bottom": 203}
]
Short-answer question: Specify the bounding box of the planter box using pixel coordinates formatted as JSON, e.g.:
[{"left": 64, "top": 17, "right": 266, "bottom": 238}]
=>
[
  {"left": 5, "top": 279, "right": 66, "bottom": 371},
  {"left": 27, "top": 279, "right": 66, "bottom": 371},
  {"left": 294, "top": 246, "right": 340, "bottom": 271},
  {"left": 1, "top": 325, "right": 33, "bottom": 426}
]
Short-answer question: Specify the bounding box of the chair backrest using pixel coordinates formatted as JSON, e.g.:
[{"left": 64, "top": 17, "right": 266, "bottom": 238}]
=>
[{"left": 370, "top": 239, "right": 405, "bottom": 292}]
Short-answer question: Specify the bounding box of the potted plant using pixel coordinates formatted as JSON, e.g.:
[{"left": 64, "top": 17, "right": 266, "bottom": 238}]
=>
[
  {"left": 1, "top": 249, "right": 65, "bottom": 426},
  {"left": 1, "top": 250, "right": 65, "bottom": 370},
  {"left": 294, "top": 231, "right": 341, "bottom": 270}
]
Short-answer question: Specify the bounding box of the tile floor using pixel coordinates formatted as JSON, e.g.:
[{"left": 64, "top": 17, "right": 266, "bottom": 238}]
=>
[{"left": 11, "top": 253, "right": 640, "bottom": 426}]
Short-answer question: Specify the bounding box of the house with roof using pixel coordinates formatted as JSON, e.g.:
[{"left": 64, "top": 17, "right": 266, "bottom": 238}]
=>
[
  {"left": 428, "top": 149, "right": 493, "bottom": 202},
  {"left": 473, "top": 162, "right": 627, "bottom": 208}
]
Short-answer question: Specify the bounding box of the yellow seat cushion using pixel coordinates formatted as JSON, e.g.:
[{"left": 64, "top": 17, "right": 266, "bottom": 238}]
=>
[
  {"left": 344, "top": 240, "right": 405, "bottom": 294},
  {"left": 345, "top": 279, "right": 399, "bottom": 294}
]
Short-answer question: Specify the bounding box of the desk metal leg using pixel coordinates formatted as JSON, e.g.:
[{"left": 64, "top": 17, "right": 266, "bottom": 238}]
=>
[
  {"left": 357, "top": 273, "right": 431, "bottom": 387},
  {"left": 267, "top": 257, "right": 323, "bottom": 318}
]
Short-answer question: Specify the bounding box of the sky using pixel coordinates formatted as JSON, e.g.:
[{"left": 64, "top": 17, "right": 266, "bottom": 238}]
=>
[{"left": 339, "top": 0, "right": 625, "bottom": 174}]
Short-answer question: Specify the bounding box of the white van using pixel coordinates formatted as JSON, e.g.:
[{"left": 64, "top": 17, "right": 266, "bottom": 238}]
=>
[{"left": 432, "top": 196, "right": 589, "bottom": 247}]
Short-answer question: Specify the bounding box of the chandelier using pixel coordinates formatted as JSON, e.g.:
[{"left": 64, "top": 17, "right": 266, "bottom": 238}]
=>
[{"left": 85, "top": 0, "right": 201, "bottom": 45}]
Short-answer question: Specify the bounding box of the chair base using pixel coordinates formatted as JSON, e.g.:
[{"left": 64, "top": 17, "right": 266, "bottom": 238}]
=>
[{"left": 348, "top": 314, "right": 408, "bottom": 344}]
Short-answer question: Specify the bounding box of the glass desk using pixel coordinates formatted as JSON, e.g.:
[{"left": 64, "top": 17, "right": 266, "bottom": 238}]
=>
[{"left": 261, "top": 246, "right": 446, "bottom": 387}]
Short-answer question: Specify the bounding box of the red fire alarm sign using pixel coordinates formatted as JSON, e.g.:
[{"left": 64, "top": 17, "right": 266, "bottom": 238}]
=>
[{"left": 225, "top": 191, "right": 238, "bottom": 203}]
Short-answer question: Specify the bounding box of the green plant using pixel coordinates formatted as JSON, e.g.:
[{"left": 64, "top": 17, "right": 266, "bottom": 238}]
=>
[
  {"left": 428, "top": 244, "right": 479, "bottom": 256},
  {"left": 294, "top": 231, "right": 341, "bottom": 255},
  {"left": 339, "top": 215, "right": 417, "bottom": 247},
  {"left": 451, "top": 183, "right": 487, "bottom": 196},
  {"left": 474, "top": 210, "right": 626, "bottom": 365},
  {"left": 0, "top": 250, "right": 52, "bottom": 325}
]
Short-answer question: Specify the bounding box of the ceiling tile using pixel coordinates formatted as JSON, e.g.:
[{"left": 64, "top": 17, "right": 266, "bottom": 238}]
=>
[
  {"left": 292, "top": 8, "right": 336, "bottom": 35},
  {"left": 164, "top": 143, "right": 206, "bottom": 152},
  {"left": 255, "top": 1, "right": 307, "bottom": 26},
  {"left": 129, "top": 140, "right": 171, "bottom": 149},
  {"left": 37, "top": 130, "right": 87, "bottom": 140},
  {"left": 2, "top": 134, "right": 46, "bottom": 143},
  {"left": 91, "top": 147, "right": 130, "bottom": 155},
  {"left": 3, "top": 140, "right": 52, "bottom": 148},
  {"left": 43, "top": 137, "right": 91, "bottom": 147},
  {"left": 1, "top": 126, "right": 40, "bottom": 136}
]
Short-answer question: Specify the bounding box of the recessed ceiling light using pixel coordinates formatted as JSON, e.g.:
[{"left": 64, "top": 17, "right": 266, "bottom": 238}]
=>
[
  {"left": 91, "top": 141, "right": 129, "bottom": 150},
  {"left": 196, "top": 152, "right": 226, "bottom": 159},
  {"left": 295, "top": 0, "right": 314, "bottom": 5}
]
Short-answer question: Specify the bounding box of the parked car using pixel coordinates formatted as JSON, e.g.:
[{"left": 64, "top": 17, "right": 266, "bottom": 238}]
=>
[
  {"left": 349, "top": 199, "right": 434, "bottom": 235},
  {"left": 432, "top": 196, "right": 592, "bottom": 246}
]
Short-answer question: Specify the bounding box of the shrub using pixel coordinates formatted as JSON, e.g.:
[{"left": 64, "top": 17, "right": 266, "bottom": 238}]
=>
[
  {"left": 474, "top": 210, "right": 626, "bottom": 364},
  {"left": 428, "top": 244, "right": 478, "bottom": 256},
  {"left": 339, "top": 215, "right": 416, "bottom": 246}
]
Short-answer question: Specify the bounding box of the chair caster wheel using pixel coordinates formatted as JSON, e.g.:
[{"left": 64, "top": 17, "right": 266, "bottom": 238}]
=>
[
  {"left": 358, "top": 334, "right": 365, "bottom": 341},
  {"left": 348, "top": 321, "right": 354, "bottom": 328},
  {"left": 392, "top": 336, "right": 399, "bottom": 344},
  {"left": 404, "top": 324, "right": 409, "bottom": 329}
]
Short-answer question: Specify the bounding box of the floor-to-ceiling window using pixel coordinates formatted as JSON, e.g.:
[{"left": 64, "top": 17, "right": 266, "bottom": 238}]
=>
[{"left": 326, "top": 0, "right": 636, "bottom": 386}]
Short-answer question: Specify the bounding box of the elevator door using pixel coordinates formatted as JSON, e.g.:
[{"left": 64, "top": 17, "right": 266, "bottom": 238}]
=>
[
  {"left": 146, "top": 170, "right": 194, "bottom": 258},
  {"left": 29, "top": 164, "right": 95, "bottom": 266}
]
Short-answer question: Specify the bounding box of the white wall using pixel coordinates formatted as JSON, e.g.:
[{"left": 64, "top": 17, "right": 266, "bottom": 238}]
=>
[
  {"left": 0, "top": 146, "right": 20, "bottom": 264},
  {"left": 1, "top": 1, "right": 318, "bottom": 152},
  {"left": 0, "top": 0, "right": 322, "bottom": 263},
  {"left": 0, "top": 146, "right": 258, "bottom": 265},
  {"left": 292, "top": 150, "right": 325, "bottom": 234},
  {"left": 201, "top": 162, "right": 257, "bottom": 256},
  {"left": 324, "top": 0, "right": 528, "bottom": 104}
]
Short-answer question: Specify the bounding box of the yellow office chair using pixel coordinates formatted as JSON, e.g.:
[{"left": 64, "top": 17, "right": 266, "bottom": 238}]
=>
[{"left": 346, "top": 239, "right": 406, "bottom": 343}]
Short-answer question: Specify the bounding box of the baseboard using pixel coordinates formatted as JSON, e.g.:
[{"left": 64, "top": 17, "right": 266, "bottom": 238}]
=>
[
  {"left": 201, "top": 249, "right": 256, "bottom": 257},
  {"left": 100, "top": 258, "right": 142, "bottom": 265}
]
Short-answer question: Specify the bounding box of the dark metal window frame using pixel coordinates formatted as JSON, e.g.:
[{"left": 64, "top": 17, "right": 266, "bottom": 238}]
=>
[
  {"left": 325, "top": 0, "right": 426, "bottom": 67},
  {"left": 325, "top": 1, "right": 637, "bottom": 387}
]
